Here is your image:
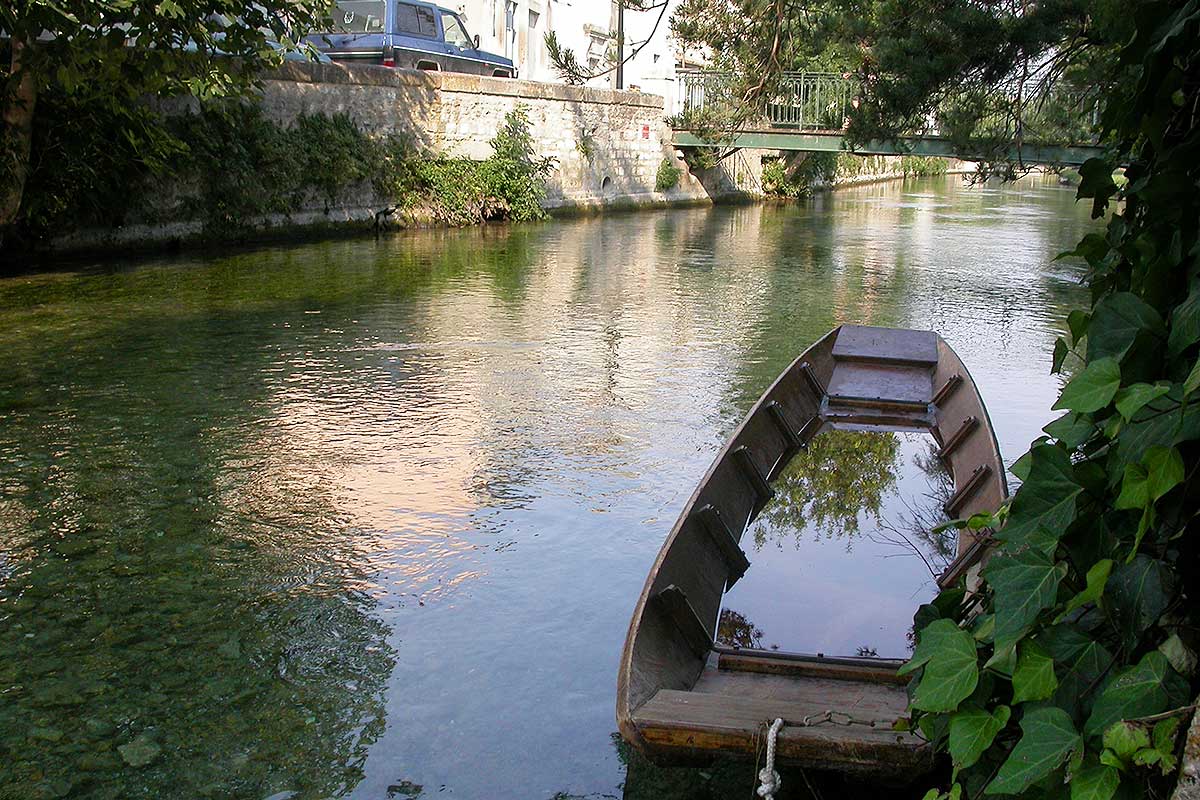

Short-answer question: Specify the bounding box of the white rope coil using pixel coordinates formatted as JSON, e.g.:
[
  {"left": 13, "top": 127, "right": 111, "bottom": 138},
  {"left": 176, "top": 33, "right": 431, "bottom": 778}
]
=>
[{"left": 756, "top": 717, "right": 784, "bottom": 799}]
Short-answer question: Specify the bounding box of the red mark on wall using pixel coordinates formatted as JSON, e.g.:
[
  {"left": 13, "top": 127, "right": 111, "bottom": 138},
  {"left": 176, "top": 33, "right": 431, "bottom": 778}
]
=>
[{"left": 641, "top": 124, "right": 650, "bottom": 139}]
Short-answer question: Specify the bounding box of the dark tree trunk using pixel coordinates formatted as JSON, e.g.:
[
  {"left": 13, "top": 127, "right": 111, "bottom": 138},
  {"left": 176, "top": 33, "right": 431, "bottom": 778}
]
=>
[{"left": 1, "top": 37, "right": 38, "bottom": 246}]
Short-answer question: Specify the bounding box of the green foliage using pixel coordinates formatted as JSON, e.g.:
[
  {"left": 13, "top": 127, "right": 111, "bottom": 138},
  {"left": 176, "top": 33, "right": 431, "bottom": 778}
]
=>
[
  {"left": 655, "top": 158, "right": 682, "bottom": 193},
  {"left": 0, "top": 0, "right": 335, "bottom": 240},
  {"left": 10, "top": 101, "right": 554, "bottom": 241},
  {"left": 901, "top": 4, "right": 1200, "bottom": 799},
  {"left": 670, "top": 0, "right": 1130, "bottom": 176},
  {"left": 761, "top": 153, "right": 838, "bottom": 197}
]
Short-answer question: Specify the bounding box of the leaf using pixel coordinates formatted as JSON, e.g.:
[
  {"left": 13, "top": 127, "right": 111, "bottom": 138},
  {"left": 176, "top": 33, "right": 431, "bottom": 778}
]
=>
[
  {"left": 949, "top": 705, "right": 1011, "bottom": 769},
  {"left": 1084, "top": 652, "right": 1191, "bottom": 736},
  {"left": 997, "top": 444, "right": 1082, "bottom": 546},
  {"left": 1107, "top": 556, "right": 1173, "bottom": 652},
  {"left": 1056, "top": 559, "right": 1113, "bottom": 622},
  {"left": 1053, "top": 338, "right": 1069, "bottom": 373},
  {"left": 1076, "top": 158, "right": 1119, "bottom": 218},
  {"left": 985, "top": 549, "right": 1068, "bottom": 654},
  {"left": 1012, "top": 641, "right": 1058, "bottom": 703},
  {"left": 1068, "top": 310, "right": 1091, "bottom": 344},
  {"left": 985, "top": 708, "right": 1081, "bottom": 795},
  {"left": 1086, "top": 293, "right": 1165, "bottom": 362},
  {"left": 1069, "top": 765, "right": 1119, "bottom": 800},
  {"left": 1167, "top": 286, "right": 1200, "bottom": 357},
  {"left": 1102, "top": 720, "right": 1150, "bottom": 764},
  {"left": 900, "top": 619, "right": 979, "bottom": 712},
  {"left": 1053, "top": 358, "right": 1121, "bottom": 413},
  {"left": 1143, "top": 446, "right": 1184, "bottom": 501},
  {"left": 1186, "top": 357, "right": 1200, "bottom": 397},
  {"left": 1114, "top": 463, "right": 1150, "bottom": 510},
  {"left": 1114, "top": 383, "right": 1170, "bottom": 420},
  {"left": 1043, "top": 413, "right": 1095, "bottom": 449},
  {"left": 1152, "top": 717, "right": 1182, "bottom": 754},
  {"left": 1158, "top": 633, "right": 1197, "bottom": 677}
]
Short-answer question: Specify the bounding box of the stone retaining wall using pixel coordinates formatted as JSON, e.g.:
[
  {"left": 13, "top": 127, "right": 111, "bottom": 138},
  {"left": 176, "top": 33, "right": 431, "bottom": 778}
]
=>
[{"left": 260, "top": 62, "right": 712, "bottom": 209}]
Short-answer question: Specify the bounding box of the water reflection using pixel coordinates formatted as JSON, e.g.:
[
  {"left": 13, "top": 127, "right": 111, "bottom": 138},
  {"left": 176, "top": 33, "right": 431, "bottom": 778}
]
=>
[
  {"left": 755, "top": 430, "right": 902, "bottom": 548},
  {"left": 0, "top": 176, "right": 1097, "bottom": 798}
]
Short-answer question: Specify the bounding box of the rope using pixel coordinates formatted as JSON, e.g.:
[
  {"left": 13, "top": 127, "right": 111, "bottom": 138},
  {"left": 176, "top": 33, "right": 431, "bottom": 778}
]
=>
[{"left": 756, "top": 718, "right": 784, "bottom": 799}]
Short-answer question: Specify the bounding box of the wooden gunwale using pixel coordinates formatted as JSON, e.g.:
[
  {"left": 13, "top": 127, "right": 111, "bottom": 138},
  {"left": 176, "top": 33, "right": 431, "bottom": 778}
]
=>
[{"left": 616, "top": 325, "right": 1008, "bottom": 777}]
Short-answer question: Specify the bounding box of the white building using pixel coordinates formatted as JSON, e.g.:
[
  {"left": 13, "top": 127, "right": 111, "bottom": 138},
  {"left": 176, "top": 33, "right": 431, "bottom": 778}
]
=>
[{"left": 451, "top": 0, "right": 703, "bottom": 112}]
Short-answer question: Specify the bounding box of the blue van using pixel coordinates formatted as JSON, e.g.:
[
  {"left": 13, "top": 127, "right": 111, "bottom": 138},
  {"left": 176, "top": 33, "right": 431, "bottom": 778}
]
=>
[{"left": 307, "top": 0, "right": 515, "bottom": 77}]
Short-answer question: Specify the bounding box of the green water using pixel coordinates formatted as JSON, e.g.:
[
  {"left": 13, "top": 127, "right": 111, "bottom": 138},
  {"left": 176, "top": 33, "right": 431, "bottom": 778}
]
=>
[{"left": 0, "top": 176, "right": 1096, "bottom": 799}]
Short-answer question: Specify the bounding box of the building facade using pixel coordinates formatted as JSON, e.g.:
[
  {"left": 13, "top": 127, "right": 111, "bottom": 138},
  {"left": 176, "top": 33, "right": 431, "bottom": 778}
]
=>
[{"left": 450, "top": 0, "right": 702, "bottom": 112}]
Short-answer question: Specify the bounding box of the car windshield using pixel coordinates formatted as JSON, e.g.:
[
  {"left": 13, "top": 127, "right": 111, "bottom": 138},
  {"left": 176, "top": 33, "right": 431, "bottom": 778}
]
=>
[
  {"left": 440, "top": 11, "right": 471, "bottom": 48},
  {"left": 322, "top": 0, "right": 386, "bottom": 33}
]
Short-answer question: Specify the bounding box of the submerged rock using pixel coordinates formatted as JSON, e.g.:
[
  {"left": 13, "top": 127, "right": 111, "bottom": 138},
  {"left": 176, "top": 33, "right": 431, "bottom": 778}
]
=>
[{"left": 118, "top": 735, "right": 161, "bottom": 767}]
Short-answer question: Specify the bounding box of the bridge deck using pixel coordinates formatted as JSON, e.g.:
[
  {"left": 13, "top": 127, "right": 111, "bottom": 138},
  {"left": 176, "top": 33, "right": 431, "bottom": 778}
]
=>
[{"left": 670, "top": 129, "right": 1103, "bottom": 166}]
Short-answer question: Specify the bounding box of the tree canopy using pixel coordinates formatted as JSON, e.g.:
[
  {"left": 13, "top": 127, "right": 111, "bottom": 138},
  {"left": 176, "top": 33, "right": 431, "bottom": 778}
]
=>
[{"left": 669, "top": 0, "right": 1133, "bottom": 173}]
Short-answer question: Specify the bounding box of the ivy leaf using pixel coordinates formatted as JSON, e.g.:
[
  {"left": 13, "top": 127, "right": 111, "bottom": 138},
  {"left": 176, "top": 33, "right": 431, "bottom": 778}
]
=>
[
  {"left": 1143, "top": 446, "right": 1184, "bottom": 500},
  {"left": 1107, "top": 556, "right": 1172, "bottom": 652},
  {"left": 985, "top": 708, "right": 1081, "bottom": 795},
  {"left": 1070, "top": 765, "right": 1119, "bottom": 800},
  {"left": 949, "top": 705, "right": 1011, "bottom": 769},
  {"left": 1158, "top": 633, "right": 1198, "bottom": 677},
  {"left": 1086, "top": 293, "right": 1165, "bottom": 362},
  {"left": 1053, "top": 357, "right": 1121, "bottom": 413},
  {"left": 985, "top": 549, "right": 1068, "bottom": 654},
  {"left": 1043, "top": 412, "right": 1095, "bottom": 449},
  {"left": 1076, "top": 158, "right": 1119, "bottom": 218},
  {"left": 1068, "top": 310, "right": 1091, "bottom": 344},
  {"left": 1166, "top": 286, "right": 1199, "bottom": 357},
  {"left": 1052, "top": 338, "right": 1070, "bottom": 373},
  {"left": 900, "top": 619, "right": 979, "bottom": 712},
  {"left": 1184, "top": 357, "right": 1200, "bottom": 397},
  {"left": 1042, "top": 626, "right": 1114, "bottom": 720},
  {"left": 1056, "top": 559, "right": 1113, "bottom": 622},
  {"left": 1113, "top": 382, "right": 1170, "bottom": 421},
  {"left": 1114, "top": 463, "right": 1150, "bottom": 510},
  {"left": 1102, "top": 720, "right": 1150, "bottom": 767},
  {"left": 1152, "top": 717, "right": 1182, "bottom": 754},
  {"left": 997, "top": 444, "right": 1082, "bottom": 546},
  {"left": 1084, "top": 651, "right": 1190, "bottom": 737},
  {"left": 1012, "top": 640, "right": 1058, "bottom": 703}
]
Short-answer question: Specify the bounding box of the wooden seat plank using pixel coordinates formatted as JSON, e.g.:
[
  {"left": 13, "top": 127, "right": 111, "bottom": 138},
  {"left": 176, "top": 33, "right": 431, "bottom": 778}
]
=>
[
  {"left": 826, "top": 362, "right": 933, "bottom": 408},
  {"left": 832, "top": 325, "right": 938, "bottom": 366}
]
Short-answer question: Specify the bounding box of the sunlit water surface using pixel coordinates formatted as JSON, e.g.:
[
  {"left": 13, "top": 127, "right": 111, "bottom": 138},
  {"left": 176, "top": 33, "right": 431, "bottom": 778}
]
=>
[{"left": 0, "top": 176, "right": 1096, "bottom": 799}]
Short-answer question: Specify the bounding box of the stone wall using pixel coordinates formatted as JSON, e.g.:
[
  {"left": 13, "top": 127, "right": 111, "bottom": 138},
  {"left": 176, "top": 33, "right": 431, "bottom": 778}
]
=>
[{"left": 260, "top": 62, "right": 713, "bottom": 209}]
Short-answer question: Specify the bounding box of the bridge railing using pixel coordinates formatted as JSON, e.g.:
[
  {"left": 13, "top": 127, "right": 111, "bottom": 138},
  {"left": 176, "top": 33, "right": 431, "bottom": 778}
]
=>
[
  {"left": 675, "top": 70, "right": 1104, "bottom": 146},
  {"left": 676, "top": 70, "right": 855, "bottom": 131}
]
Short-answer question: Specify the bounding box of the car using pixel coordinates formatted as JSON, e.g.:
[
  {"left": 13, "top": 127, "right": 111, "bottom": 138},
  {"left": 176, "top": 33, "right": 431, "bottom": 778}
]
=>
[{"left": 305, "top": 0, "right": 515, "bottom": 77}]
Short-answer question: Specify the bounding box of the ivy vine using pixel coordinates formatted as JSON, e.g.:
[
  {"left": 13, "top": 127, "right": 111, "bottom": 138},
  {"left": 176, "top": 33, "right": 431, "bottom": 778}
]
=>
[{"left": 906, "top": 4, "right": 1199, "bottom": 799}]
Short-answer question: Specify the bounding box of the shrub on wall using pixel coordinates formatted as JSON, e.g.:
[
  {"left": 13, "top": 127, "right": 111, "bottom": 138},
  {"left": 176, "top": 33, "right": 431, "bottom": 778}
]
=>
[
  {"left": 655, "top": 158, "right": 682, "bottom": 192},
  {"left": 5, "top": 97, "right": 555, "bottom": 248}
]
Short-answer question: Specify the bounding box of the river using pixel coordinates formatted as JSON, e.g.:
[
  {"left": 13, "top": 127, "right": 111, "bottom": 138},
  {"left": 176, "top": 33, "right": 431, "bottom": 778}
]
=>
[{"left": 0, "top": 175, "right": 1096, "bottom": 799}]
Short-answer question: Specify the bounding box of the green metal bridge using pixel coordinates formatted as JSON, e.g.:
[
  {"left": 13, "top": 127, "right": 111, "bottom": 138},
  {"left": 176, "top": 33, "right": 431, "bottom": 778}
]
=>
[{"left": 670, "top": 71, "right": 1105, "bottom": 166}]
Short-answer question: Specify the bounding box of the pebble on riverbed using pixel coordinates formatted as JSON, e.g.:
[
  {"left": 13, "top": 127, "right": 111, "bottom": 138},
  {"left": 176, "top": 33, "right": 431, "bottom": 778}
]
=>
[{"left": 117, "top": 735, "right": 161, "bottom": 767}]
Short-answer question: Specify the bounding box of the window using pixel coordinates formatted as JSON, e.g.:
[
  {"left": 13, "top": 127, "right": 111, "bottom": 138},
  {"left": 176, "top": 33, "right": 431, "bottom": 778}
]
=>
[
  {"left": 395, "top": 3, "right": 437, "bottom": 37},
  {"left": 526, "top": 10, "right": 540, "bottom": 72},
  {"left": 323, "top": 0, "right": 386, "bottom": 33},
  {"left": 441, "top": 12, "right": 471, "bottom": 49}
]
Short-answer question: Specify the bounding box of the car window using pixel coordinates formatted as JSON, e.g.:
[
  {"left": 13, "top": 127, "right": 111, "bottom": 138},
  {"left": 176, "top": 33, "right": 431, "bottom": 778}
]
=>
[
  {"left": 440, "top": 12, "right": 471, "bottom": 48},
  {"left": 395, "top": 3, "right": 438, "bottom": 37},
  {"left": 323, "top": 0, "right": 386, "bottom": 33}
]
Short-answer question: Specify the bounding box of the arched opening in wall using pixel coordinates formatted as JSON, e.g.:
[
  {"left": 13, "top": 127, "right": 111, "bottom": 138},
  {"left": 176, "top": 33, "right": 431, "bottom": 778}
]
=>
[
  {"left": 416, "top": 60, "right": 441, "bottom": 71},
  {"left": 601, "top": 176, "right": 613, "bottom": 198}
]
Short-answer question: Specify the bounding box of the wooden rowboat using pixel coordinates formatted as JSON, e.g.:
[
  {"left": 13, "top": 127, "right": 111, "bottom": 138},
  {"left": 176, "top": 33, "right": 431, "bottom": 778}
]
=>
[{"left": 616, "top": 325, "right": 1008, "bottom": 779}]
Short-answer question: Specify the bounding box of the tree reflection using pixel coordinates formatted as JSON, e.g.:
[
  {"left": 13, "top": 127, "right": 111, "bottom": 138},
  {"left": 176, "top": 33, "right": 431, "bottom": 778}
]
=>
[
  {"left": 754, "top": 430, "right": 901, "bottom": 549},
  {"left": 716, "top": 608, "right": 767, "bottom": 650},
  {"left": 868, "top": 440, "right": 957, "bottom": 577}
]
